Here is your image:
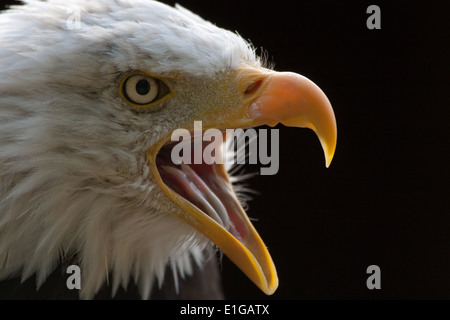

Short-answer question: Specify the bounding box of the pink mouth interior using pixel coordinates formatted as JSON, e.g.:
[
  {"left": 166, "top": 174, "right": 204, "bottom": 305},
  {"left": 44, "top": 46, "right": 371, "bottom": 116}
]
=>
[{"left": 156, "top": 137, "right": 248, "bottom": 242}]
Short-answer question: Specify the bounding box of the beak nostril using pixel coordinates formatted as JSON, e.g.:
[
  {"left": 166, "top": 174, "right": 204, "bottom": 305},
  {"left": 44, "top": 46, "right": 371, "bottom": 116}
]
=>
[{"left": 244, "top": 79, "right": 263, "bottom": 95}]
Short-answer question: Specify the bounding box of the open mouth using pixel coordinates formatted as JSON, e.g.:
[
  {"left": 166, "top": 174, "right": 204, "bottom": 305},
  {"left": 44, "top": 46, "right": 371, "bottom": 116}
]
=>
[
  {"left": 145, "top": 66, "right": 337, "bottom": 296},
  {"left": 148, "top": 129, "right": 279, "bottom": 295},
  {"left": 155, "top": 133, "right": 248, "bottom": 242}
]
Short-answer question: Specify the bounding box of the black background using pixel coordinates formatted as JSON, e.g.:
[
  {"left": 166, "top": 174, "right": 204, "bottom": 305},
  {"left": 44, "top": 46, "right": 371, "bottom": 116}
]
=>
[{"left": 1, "top": 0, "right": 449, "bottom": 299}]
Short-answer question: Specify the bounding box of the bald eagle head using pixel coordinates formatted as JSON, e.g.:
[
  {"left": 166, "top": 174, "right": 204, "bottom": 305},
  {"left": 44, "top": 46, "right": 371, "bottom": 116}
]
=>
[{"left": 0, "top": 0, "right": 336, "bottom": 299}]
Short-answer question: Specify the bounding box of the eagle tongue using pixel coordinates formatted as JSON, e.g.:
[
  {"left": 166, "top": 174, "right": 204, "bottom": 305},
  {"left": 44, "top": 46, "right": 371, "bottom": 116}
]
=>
[
  {"left": 159, "top": 162, "right": 247, "bottom": 242},
  {"left": 188, "top": 162, "right": 248, "bottom": 242},
  {"left": 159, "top": 163, "right": 228, "bottom": 225}
]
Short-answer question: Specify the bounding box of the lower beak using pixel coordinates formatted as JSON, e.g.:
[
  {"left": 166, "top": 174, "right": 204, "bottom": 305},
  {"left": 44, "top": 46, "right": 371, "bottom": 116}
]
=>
[{"left": 148, "top": 65, "right": 337, "bottom": 295}]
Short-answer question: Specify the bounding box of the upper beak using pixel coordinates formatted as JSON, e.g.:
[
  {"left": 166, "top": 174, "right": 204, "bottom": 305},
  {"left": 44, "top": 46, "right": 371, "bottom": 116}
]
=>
[
  {"left": 148, "top": 65, "right": 337, "bottom": 296},
  {"left": 244, "top": 69, "right": 337, "bottom": 167}
]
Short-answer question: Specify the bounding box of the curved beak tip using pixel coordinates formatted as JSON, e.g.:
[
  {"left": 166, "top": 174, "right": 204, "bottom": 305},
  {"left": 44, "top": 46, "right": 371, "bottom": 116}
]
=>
[
  {"left": 325, "top": 152, "right": 334, "bottom": 168},
  {"left": 322, "top": 137, "right": 336, "bottom": 168}
]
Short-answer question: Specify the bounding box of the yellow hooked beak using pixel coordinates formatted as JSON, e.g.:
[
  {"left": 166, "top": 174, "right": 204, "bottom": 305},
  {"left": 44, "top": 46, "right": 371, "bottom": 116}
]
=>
[{"left": 147, "top": 65, "right": 337, "bottom": 295}]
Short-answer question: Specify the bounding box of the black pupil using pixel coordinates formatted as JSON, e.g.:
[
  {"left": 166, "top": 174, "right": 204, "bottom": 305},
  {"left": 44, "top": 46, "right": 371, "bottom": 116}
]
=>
[{"left": 136, "top": 79, "right": 150, "bottom": 95}]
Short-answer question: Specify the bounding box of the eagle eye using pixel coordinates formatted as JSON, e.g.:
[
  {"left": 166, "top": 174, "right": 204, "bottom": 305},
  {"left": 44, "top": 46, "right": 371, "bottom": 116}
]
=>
[{"left": 120, "top": 73, "right": 171, "bottom": 108}]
